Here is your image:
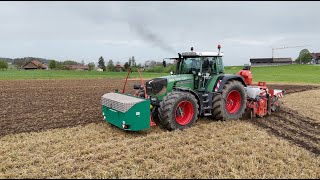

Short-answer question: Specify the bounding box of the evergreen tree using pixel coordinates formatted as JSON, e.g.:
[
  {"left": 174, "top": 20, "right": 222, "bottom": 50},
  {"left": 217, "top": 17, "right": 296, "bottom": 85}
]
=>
[
  {"left": 128, "top": 57, "right": 132, "bottom": 67},
  {"left": 132, "top": 56, "right": 136, "bottom": 67},
  {"left": 98, "top": 56, "right": 106, "bottom": 71},
  {"left": 124, "top": 62, "right": 129, "bottom": 70}
]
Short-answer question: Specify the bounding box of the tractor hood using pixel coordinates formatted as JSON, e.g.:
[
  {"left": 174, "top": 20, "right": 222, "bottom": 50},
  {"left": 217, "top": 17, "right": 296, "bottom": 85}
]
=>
[{"left": 145, "top": 74, "right": 194, "bottom": 100}]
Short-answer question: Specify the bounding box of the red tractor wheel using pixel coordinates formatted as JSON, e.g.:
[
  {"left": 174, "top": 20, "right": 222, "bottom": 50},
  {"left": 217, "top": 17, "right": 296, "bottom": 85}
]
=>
[
  {"left": 175, "top": 100, "right": 194, "bottom": 125},
  {"left": 158, "top": 91, "right": 199, "bottom": 130},
  {"left": 212, "top": 80, "right": 246, "bottom": 120},
  {"left": 226, "top": 90, "right": 241, "bottom": 114}
]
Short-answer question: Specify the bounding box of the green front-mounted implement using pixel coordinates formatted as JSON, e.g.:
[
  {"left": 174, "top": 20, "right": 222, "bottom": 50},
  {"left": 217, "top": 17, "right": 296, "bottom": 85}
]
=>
[
  {"left": 101, "top": 92, "right": 151, "bottom": 131},
  {"left": 101, "top": 67, "right": 156, "bottom": 131}
]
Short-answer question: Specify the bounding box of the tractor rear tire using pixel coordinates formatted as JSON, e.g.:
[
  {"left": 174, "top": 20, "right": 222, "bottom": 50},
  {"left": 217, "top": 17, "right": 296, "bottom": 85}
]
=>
[
  {"left": 158, "top": 91, "right": 199, "bottom": 131},
  {"left": 212, "top": 80, "right": 246, "bottom": 120}
]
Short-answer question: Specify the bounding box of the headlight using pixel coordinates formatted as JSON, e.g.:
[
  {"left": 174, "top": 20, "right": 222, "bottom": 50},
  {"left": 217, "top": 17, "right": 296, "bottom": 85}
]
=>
[{"left": 145, "top": 78, "right": 167, "bottom": 96}]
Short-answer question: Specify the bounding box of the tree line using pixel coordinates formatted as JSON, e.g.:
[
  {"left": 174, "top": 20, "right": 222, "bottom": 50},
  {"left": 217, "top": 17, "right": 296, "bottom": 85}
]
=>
[
  {"left": 97, "top": 56, "right": 141, "bottom": 72},
  {"left": 48, "top": 60, "right": 92, "bottom": 70},
  {"left": 0, "top": 57, "right": 93, "bottom": 70},
  {"left": 2, "top": 48, "right": 315, "bottom": 71}
]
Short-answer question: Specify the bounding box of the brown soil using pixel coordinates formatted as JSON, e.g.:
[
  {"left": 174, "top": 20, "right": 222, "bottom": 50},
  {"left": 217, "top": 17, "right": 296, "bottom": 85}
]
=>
[
  {"left": 265, "top": 83, "right": 319, "bottom": 94},
  {"left": 0, "top": 79, "right": 141, "bottom": 137}
]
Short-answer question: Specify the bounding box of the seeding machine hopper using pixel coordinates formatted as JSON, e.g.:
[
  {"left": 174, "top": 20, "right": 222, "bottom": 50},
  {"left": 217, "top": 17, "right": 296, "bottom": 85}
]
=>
[{"left": 101, "top": 45, "right": 284, "bottom": 131}]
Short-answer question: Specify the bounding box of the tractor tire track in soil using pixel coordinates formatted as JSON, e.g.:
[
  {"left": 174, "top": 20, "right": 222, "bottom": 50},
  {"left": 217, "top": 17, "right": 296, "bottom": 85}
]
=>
[{"left": 250, "top": 107, "right": 320, "bottom": 155}]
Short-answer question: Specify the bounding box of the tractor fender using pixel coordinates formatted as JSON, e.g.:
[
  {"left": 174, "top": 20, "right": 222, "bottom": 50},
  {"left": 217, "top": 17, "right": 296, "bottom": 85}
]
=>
[
  {"left": 214, "top": 75, "right": 247, "bottom": 93},
  {"left": 173, "top": 87, "right": 201, "bottom": 114}
]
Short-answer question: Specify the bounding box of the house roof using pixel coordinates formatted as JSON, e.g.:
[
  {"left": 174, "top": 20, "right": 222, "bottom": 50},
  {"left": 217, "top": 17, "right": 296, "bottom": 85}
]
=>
[
  {"left": 21, "top": 60, "right": 48, "bottom": 69},
  {"left": 250, "top": 58, "right": 292, "bottom": 63},
  {"left": 310, "top": 53, "right": 320, "bottom": 59}
]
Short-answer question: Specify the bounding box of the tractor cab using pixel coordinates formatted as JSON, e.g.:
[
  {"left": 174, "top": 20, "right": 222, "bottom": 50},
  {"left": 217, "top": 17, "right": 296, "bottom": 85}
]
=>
[{"left": 168, "top": 46, "right": 225, "bottom": 90}]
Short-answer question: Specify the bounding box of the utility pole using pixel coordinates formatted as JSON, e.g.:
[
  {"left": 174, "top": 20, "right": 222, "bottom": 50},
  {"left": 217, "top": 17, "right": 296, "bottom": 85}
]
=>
[{"left": 271, "top": 45, "right": 309, "bottom": 59}]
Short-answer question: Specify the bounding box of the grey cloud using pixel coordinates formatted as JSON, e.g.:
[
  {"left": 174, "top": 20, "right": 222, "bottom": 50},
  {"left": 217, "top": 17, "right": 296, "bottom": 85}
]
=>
[{"left": 0, "top": 1, "right": 319, "bottom": 65}]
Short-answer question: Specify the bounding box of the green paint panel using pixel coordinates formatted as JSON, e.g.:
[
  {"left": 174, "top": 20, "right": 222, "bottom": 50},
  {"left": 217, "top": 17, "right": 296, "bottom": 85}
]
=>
[
  {"left": 102, "top": 98, "right": 151, "bottom": 131},
  {"left": 154, "top": 74, "right": 194, "bottom": 100}
]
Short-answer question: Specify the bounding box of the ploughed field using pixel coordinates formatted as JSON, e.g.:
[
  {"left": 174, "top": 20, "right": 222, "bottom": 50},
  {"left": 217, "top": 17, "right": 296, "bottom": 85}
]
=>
[
  {"left": 0, "top": 79, "right": 319, "bottom": 178},
  {"left": 0, "top": 79, "right": 140, "bottom": 136}
]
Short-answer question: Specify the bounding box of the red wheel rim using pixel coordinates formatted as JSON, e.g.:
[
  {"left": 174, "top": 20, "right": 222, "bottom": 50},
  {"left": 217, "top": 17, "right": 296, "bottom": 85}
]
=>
[
  {"left": 175, "top": 100, "right": 194, "bottom": 125},
  {"left": 226, "top": 90, "right": 241, "bottom": 114}
]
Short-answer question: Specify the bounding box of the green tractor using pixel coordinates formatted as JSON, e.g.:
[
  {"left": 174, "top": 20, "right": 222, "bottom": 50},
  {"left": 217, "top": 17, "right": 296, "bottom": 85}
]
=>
[{"left": 101, "top": 45, "right": 247, "bottom": 131}]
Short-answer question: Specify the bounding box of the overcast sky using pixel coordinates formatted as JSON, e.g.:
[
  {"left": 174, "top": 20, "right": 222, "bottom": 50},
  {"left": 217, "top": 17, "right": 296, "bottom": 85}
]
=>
[{"left": 1, "top": 1, "right": 319, "bottom": 66}]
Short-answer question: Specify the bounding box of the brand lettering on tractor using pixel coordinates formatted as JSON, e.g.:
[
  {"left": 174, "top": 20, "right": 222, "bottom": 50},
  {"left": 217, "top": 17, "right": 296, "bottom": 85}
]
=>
[{"left": 168, "top": 77, "right": 190, "bottom": 82}]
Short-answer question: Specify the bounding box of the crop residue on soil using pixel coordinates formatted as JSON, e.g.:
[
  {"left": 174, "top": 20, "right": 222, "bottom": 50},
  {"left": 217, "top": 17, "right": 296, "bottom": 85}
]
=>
[{"left": 0, "top": 79, "right": 319, "bottom": 178}]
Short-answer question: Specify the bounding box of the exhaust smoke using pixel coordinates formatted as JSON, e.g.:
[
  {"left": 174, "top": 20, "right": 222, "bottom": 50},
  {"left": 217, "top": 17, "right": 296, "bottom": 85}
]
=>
[{"left": 128, "top": 22, "right": 176, "bottom": 54}]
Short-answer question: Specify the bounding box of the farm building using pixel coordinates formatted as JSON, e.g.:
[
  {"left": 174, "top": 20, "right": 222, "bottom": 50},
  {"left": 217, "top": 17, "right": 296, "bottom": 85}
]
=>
[
  {"left": 250, "top": 58, "right": 293, "bottom": 66},
  {"left": 310, "top": 52, "right": 320, "bottom": 64},
  {"left": 115, "top": 64, "right": 123, "bottom": 72},
  {"left": 20, "top": 60, "right": 48, "bottom": 70}
]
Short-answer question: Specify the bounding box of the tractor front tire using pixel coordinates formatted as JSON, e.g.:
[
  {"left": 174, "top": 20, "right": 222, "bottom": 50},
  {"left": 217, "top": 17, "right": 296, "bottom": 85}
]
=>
[
  {"left": 158, "top": 91, "right": 199, "bottom": 131},
  {"left": 212, "top": 80, "right": 246, "bottom": 120}
]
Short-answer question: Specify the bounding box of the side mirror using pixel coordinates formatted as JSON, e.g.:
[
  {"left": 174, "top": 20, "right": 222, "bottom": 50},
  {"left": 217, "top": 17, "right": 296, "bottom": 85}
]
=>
[
  {"left": 170, "top": 71, "right": 174, "bottom": 75},
  {"left": 162, "top": 60, "right": 166, "bottom": 67}
]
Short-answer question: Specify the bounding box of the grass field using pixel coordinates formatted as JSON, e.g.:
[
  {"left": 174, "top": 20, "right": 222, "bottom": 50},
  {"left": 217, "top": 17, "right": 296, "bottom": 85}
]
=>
[
  {"left": 0, "top": 70, "right": 168, "bottom": 80},
  {"left": 225, "top": 64, "right": 320, "bottom": 84},
  {"left": 0, "top": 65, "right": 319, "bottom": 84}
]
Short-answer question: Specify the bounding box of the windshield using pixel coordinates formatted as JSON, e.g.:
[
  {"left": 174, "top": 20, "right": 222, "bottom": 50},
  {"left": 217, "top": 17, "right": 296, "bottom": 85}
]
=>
[{"left": 180, "top": 57, "right": 201, "bottom": 74}]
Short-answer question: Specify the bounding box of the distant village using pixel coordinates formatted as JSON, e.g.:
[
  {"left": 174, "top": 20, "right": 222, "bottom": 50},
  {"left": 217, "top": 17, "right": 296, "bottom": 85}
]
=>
[
  {"left": 0, "top": 56, "right": 169, "bottom": 72},
  {"left": 0, "top": 49, "right": 319, "bottom": 71}
]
